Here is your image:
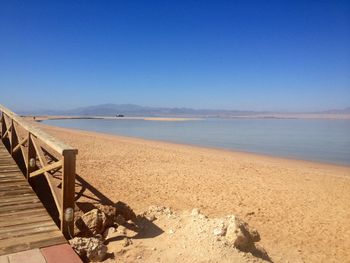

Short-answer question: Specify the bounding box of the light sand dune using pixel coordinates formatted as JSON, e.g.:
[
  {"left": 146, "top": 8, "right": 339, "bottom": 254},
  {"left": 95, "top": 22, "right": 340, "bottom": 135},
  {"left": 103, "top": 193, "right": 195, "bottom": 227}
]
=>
[{"left": 39, "top": 123, "right": 350, "bottom": 262}]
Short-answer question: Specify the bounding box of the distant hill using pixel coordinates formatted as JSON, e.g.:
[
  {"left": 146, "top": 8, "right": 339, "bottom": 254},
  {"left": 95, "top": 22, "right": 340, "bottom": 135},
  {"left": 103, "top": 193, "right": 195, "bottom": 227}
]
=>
[
  {"left": 53, "top": 104, "right": 263, "bottom": 117},
  {"left": 18, "top": 104, "right": 350, "bottom": 118},
  {"left": 320, "top": 107, "right": 350, "bottom": 114}
]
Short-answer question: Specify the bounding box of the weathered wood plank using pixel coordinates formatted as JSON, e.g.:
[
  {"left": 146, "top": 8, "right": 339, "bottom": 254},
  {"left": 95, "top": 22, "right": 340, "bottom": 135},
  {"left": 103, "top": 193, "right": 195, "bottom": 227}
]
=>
[
  {"left": 61, "top": 151, "right": 76, "bottom": 238},
  {"left": 0, "top": 231, "right": 66, "bottom": 255},
  {"left": 0, "top": 207, "right": 48, "bottom": 219},
  {"left": 0, "top": 140, "right": 67, "bottom": 256},
  {"left": 0, "top": 198, "right": 41, "bottom": 208},
  {"left": 30, "top": 160, "right": 62, "bottom": 178},
  {"left": 32, "top": 136, "right": 63, "bottom": 214},
  {"left": 0, "top": 214, "right": 52, "bottom": 227},
  {"left": 12, "top": 135, "right": 28, "bottom": 153}
]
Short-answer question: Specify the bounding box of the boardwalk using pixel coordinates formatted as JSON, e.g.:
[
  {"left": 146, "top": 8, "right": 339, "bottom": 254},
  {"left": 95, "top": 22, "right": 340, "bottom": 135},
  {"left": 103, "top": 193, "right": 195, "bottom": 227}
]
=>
[{"left": 0, "top": 141, "right": 66, "bottom": 256}]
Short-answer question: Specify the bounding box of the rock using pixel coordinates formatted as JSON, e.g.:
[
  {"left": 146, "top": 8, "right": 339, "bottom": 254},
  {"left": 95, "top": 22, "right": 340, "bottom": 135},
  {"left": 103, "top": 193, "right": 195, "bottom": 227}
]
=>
[
  {"left": 96, "top": 205, "right": 116, "bottom": 228},
  {"left": 116, "top": 225, "right": 127, "bottom": 235},
  {"left": 247, "top": 226, "right": 260, "bottom": 242},
  {"left": 122, "top": 237, "right": 133, "bottom": 247},
  {"left": 115, "top": 214, "right": 126, "bottom": 225},
  {"left": 221, "top": 216, "right": 270, "bottom": 260},
  {"left": 213, "top": 222, "right": 226, "bottom": 236},
  {"left": 224, "top": 216, "right": 251, "bottom": 250},
  {"left": 115, "top": 201, "right": 137, "bottom": 221},
  {"left": 69, "top": 237, "right": 107, "bottom": 262},
  {"left": 147, "top": 214, "right": 156, "bottom": 221},
  {"left": 245, "top": 211, "right": 255, "bottom": 216},
  {"left": 80, "top": 209, "right": 108, "bottom": 235},
  {"left": 234, "top": 217, "right": 260, "bottom": 243},
  {"left": 191, "top": 208, "right": 201, "bottom": 216},
  {"left": 198, "top": 214, "right": 208, "bottom": 219},
  {"left": 103, "top": 227, "right": 115, "bottom": 239},
  {"left": 226, "top": 224, "right": 249, "bottom": 249},
  {"left": 74, "top": 214, "right": 91, "bottom": 237},
  {"left": 145, "top": 205, "right": 173, "bottom": 218},
  {"left": 96, "top": 204, "right": 115, "bottom": 218},
  {"left": 223, "top": 215, "right": 268, "bottom": 260}
]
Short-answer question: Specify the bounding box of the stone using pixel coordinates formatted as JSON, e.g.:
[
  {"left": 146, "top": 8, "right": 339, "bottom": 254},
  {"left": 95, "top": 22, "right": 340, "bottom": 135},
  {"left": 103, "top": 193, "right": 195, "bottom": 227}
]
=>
[
  {"left": 103, "top": 227, "right": 115, "bottom": 239},
  {"left": 80, "top": 209, "right": 108, "bottom": 235},
  {"left": 224, "top": 216, "right": 251, "bottom": 250},
  {"left": 115, "top": 201, "right": 137, "bottom": 221},
  {"left": 147, "top": 214, "right": 156, "bottom": 221},
  {"left": 221, "top": 216, "right": 270, "bottom": 260},
  {"left": 198, "top": 214, "right": 208, "bottom": 219},
  {"left": 69, "top": 237, "right": 107, "bottom": 262},
  {"left": 213, "top": 222, "right": 226, "bottom": 236},
  {"left": 96, "top": 205, "right": 116, "bottom": 228},
  {"left": 223, "top": 215, "right": 266, "bottom": 259},
  {"left": 115, "top": 214, "right": 126, "bottom": 225},
  {"left": 74, "top": 216, "right": 92, "bottom": 237},
  {"left": 234, "top": 217, "right": 261, "bottom": 243},
  {"left": 96, "top": 204, "right": 116, "bottom": 218},
  {"left": 247, "top": 226, "right": 260, "bottom": 242},
  {"left": 191, "top": 208, "right": 201, "bottom": 216},
  {"left": 115, "top": 225, "right": 127, "bottom": 235},
  {"left": 122, "top": 237, "right": 133, "bottom": 247},
  {"left": 145, "top": 206, "right": 173, "bottom": 218}
]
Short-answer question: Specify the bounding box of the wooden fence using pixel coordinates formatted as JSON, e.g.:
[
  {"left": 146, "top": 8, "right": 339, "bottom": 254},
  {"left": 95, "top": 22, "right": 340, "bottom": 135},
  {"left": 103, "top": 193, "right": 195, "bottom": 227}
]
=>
[{"left": 0, "top": 104, "right": 77, "bottom": 238}]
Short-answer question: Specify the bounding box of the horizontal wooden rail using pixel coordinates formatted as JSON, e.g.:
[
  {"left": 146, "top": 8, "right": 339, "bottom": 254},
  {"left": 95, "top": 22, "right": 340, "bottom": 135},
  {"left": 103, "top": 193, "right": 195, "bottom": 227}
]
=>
[
  {"left": 0, "top": 105, "right": 77, "bottom": 155},
  {"left": 0, "top": 104, "right": 78, "bottom": 239}
]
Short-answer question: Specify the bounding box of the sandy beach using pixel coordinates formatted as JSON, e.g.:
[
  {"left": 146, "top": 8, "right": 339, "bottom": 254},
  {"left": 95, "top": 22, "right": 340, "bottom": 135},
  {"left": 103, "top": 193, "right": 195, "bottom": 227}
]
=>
[{"left": 39, "top": 123, "right": 350, "bottom": 262}]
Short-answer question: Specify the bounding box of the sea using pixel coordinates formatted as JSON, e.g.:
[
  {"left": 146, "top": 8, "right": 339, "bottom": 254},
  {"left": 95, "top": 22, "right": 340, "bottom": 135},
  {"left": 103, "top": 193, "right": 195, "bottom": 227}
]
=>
[{"left": 43, "top": 118, "right": 350, "bottom": 166}]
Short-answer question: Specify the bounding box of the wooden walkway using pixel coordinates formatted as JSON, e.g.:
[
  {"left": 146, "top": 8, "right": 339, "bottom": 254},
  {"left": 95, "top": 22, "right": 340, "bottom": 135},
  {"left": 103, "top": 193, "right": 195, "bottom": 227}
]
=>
[{"left": 0, "top": 141, "right": 66, "bottom": 256}]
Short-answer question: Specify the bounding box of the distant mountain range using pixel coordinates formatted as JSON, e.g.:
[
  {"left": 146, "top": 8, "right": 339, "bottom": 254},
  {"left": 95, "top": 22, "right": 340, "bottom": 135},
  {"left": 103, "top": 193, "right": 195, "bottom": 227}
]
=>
[
  {"left": 320, "top": 107, "right": 350, "bottom": 114},
  {"left": 19, "top": 104, "right": 350, "bottom": 117}
]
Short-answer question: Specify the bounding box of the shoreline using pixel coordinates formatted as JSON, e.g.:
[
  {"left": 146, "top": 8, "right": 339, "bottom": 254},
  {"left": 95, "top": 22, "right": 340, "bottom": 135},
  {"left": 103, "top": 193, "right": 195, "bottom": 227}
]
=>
[
  {"left": 22, "top": 112, "right": 350, "bottom": 122},
  {"left": 38, "top": 121, "right": 350, "bottom": 169},
  {"left": 24, "top": 115, "right": 204, "bottom": 122}
]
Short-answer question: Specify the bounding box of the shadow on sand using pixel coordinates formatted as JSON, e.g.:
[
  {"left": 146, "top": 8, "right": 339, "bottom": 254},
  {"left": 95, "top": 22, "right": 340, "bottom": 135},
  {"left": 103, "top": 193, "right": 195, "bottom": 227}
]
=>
[
  {"left": 31, "top": 172, "right": 164, "bottom": 242},
  {"left": 73, "top": 174, "right": 164, "bottom": 240}
]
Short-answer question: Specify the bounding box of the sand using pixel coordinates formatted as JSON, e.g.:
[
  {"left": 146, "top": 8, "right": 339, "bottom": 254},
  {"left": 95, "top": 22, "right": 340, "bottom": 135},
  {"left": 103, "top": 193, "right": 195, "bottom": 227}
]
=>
[{"left": 39, "top": 123, "right": 350, "bottom": 262}]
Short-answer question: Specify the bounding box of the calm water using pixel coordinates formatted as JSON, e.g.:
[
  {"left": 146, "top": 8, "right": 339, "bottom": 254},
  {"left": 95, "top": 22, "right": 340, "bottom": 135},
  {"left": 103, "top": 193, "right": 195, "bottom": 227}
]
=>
[{"left": 43, "top": 118, "right": 350, "bottom": 166}]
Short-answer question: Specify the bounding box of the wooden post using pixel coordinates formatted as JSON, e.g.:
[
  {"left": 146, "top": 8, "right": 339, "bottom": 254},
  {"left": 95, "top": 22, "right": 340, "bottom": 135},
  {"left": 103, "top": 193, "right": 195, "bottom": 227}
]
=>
[
  {"left": 0, "top": 112, "right": 5, "bottom": 138},
  {"left": 10, "top": 120, "right": 18, "bottom": 156},
  {"left": 26, "top": 134, "right": 36, "bottom": 180},
  {"left": 61, "top": 150, "right": 76, "bottom": 239}
]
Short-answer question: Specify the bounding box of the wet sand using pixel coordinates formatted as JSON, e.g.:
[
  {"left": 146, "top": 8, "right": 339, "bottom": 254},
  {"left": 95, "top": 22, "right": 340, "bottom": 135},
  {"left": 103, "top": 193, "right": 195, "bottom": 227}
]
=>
[{"left": 40, "top": 123, "right": 350, "bottom": 262}]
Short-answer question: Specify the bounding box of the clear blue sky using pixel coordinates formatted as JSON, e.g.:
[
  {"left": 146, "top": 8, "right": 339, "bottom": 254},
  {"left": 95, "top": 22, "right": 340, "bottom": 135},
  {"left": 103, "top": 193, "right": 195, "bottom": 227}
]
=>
[{"left": 1, "top": 0, "right": 349, "bottom": 112}]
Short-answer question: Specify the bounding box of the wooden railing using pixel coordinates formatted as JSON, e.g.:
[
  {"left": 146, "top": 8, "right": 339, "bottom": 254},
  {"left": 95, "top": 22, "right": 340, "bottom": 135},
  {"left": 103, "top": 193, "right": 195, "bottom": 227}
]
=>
[{"left": 0, "top": 104, "right": 77, "bottom": 238}]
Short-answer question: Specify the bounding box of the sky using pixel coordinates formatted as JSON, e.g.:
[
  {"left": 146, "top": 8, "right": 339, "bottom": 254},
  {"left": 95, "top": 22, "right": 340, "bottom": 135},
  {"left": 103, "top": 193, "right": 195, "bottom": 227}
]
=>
[{"left": 0, "top": 0, "right": 349, "bottom": 112}]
